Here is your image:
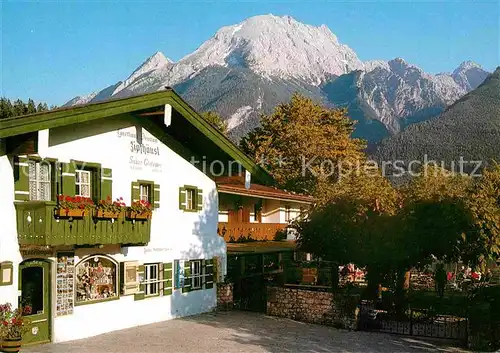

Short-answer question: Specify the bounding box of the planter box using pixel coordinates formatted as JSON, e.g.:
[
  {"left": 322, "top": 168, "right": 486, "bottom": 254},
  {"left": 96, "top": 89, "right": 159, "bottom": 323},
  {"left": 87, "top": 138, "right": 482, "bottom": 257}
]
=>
[
  {"left": 1, "top": 338, "right": 22, "bottom": 352},
  {"left": 126, "top": 211, "right": 151, "bottom": 220},
  {"left": 94, "top": 209, "right": 123, "bottom": 219},
  {"left": 54, "top": 208, "right": 88, "bottom": 218}
]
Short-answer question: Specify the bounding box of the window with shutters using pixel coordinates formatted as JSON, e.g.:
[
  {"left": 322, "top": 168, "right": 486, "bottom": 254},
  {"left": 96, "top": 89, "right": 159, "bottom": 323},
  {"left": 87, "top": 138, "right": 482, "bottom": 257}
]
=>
[
  {"left": 131, "top": 180, "right": 159, "bottom": 209},
  {"left": 144, "top": 263, "right": 160, "bottom": 296},
  {"left": 75, "top": 169, "right": 91, "bottom": 197},
  {"left": 179, "top": 186, "right": 202, "bottom": 212},
  {"left": 191, "top": 260, "right": 203, "bottom": 289},
  {"left": 28, "top": 160, "right": 51, "bottom": 201}
]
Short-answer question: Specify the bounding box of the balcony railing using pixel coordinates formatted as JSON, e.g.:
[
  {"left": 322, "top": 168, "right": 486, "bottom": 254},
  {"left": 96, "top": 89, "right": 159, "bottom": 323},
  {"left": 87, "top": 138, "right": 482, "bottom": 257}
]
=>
[
  {"left": 15, "top": 201, "right": 151, "bottom": 246},
  {"left": 217, "top": 222, "right": 287, "bottom": 242}
]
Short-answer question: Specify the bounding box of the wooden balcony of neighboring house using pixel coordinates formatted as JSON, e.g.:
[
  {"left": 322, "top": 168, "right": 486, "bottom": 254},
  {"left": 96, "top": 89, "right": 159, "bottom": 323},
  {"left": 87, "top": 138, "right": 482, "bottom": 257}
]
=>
[
  {"left": 15, "top": 201, "right": 151, "bottom": 246},
  {"left": 217, "top": 221, "right": 287, "bottom": 242}
]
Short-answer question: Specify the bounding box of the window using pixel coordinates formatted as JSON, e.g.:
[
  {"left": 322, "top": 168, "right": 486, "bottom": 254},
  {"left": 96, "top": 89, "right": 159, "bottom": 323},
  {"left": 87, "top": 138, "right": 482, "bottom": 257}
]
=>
[
  {"left": 139, "top": 184, "right": 151, "bottom": 202},
  {"left": 75, "top": 169, "right": 91, "bottom": 197},
  {"left": 75, "top": 255, "right": 118, "bottom": 304},
  {"left": 28, "top": 160, "right": 51, "bottom": 201},
  {"left": 285, "top": 206, "right": 291, "bottom": 222},
  {"left": 191, "top": 260, "right": 203, "bottom": 289},
  {"left": 144, "top": 263, "right": 160, "bottom": 296},
  {"left": 186, "top": 188, "right": 196, "bottom": 210},
  {"left": 174, "top": 260, "right": 183, "bottom": 289},
  {"left": 179, "top": 186, "right": 202, "bottom": 212}
]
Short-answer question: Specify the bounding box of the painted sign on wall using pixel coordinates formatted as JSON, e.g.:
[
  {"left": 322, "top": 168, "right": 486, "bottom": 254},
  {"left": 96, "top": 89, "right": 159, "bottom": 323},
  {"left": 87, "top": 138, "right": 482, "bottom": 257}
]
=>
[{"left": 117, "top": 128, "right": 163, "bottom": 173}]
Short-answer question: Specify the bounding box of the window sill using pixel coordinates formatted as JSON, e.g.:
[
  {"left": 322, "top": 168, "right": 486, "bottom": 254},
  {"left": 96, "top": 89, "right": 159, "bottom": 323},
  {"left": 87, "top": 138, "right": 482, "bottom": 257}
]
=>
[{"left": 74, "top": 296, "right": 120, "bottom": 306}]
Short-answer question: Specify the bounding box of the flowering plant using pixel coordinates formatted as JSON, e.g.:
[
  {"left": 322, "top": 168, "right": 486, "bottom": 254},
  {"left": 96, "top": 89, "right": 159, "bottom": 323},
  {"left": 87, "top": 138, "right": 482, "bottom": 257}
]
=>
[
  {"left": 128, "top": 200, "right": 152, "bottom": 213},
  {"left": 57, "top": 195, "right": 95, "bottom": 211},
  {"left": 0, "top": 303, "right": 30, "bottom": 340},
  {"left": 96, "top": 196, "right": 126, "bottom": 213}
]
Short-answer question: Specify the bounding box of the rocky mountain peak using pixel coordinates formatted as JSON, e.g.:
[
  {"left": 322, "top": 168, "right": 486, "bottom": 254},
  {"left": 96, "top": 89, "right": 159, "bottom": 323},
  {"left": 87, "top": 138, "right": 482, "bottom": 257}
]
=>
[
  {"left": 181, "top": 14, "right": 362, "bottom": 84},
  {"left": 454, "top": 60, "right": 483, "bottom": 74}
]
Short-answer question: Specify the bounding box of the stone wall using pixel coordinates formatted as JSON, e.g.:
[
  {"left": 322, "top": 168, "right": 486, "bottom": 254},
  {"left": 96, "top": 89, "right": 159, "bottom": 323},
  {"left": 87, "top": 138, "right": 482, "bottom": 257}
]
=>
[
  {"left": 217, "top": 283, "right": 234, "bottom": 310},
  {"left": 266, "top": 286, "right": 359, "bottom": 330}
]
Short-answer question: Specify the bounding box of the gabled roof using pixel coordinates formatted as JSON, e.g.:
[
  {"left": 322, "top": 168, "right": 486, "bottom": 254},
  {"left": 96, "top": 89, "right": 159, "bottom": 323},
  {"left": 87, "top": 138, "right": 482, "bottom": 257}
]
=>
[
  {"left": 216, "top": 176, "right": 314, "bottom": 203},
  {"left": 0, "top": 89, "right": 274, "bottom": 185}
]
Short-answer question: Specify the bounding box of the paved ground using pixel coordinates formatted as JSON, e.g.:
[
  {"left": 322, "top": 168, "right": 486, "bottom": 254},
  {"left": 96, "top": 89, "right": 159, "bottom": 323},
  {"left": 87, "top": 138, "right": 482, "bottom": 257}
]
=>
[{"left": 25, "top": 311, "right": 467, "bottom": 353}]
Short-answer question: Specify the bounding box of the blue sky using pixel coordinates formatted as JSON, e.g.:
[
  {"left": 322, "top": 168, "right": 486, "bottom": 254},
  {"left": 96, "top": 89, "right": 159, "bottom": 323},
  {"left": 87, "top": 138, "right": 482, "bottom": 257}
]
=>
[{"left": 2, "top": 0, "right": 499, "bottom": 106}]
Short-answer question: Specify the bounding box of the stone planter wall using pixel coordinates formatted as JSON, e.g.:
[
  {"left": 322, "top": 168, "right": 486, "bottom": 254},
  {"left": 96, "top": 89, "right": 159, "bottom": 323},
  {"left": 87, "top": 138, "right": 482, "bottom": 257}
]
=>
[
  {"left": 266, "top": 286, "right": 359, "bottom": 330},
  {"left": 217, "top": 283, "right": 234, "bottom": 310}
]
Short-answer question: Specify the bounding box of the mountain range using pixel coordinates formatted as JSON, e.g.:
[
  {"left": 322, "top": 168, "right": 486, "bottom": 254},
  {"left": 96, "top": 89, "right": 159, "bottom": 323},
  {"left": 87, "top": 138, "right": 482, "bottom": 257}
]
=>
[
  {"left": 372, "top": 67, "right": 500, "bottom": 175},
  {"left": 65, "top": 14, "right": 490, "bottom": 143}
]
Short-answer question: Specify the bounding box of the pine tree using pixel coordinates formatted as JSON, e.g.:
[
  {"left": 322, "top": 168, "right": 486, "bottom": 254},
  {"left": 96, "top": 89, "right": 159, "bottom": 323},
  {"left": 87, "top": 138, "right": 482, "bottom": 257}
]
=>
[
  {"left": 12, "top": 99, "right": 27, "bottom": 116},
  {"left": 0, "top": 98, "right": 14, "bottom": 119},
  {"left": 36, "top": 102, "right": 49, "bottom": 112},
  {"left": 26, "top": 99, "right": 36, "bottom": 114}
]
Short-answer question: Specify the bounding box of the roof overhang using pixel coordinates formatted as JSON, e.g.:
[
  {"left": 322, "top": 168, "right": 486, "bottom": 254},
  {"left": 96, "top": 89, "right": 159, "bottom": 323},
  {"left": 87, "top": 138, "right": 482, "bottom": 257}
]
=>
[
  {"left": 0, "top": 89, "right": 274, "bottom": 185},
  {"left": 218, "top": 186, "right": 313, "bottom": 204}
]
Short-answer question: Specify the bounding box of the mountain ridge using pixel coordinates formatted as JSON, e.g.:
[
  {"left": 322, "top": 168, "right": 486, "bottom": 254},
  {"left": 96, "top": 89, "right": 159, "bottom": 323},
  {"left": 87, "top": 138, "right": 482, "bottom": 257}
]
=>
[{"left": 64, "top": 14, "right": 490, "bottom": 143}]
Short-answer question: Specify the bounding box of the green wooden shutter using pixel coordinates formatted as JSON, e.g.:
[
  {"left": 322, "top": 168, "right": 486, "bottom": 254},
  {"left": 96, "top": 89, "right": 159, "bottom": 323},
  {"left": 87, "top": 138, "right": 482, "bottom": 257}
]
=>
[
  {"left": 205, "top": 259, "right": 214, "bottom": 289},
  {"left": 14, "top": 156, "right": 30, "bottom": 201},
  {"left": 196, "top": 188, "right": 203, "bottom": 211},
  {"left": 182, "top": 261, "right": 192, "bottom": 293},
  {"left": 100, "top": 168, "right": 113, "bottom": 200},
  {"left": 134, "top": 264, "right": 145, "bottom": 301},
  {"left": 163, "top": 262, "right": 173, "bottom": 296},
  {"left": 179, "top": 187, "right": 187, "bottom": 210},
  {"left": 131, "top": 181, "right": 140, "bottom": 203},
  {"left": 61, "top": 162, "right": 75, "bottom": 196},
  {"left": 153, "top": 184, "right": 160, "bottom": 209}
]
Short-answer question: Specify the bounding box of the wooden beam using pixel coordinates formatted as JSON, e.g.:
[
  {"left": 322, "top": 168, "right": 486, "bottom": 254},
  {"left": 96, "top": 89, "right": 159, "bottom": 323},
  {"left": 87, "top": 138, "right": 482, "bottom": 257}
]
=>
[{"left": 136, "top": 111, "right": 164, "bottom": 117}]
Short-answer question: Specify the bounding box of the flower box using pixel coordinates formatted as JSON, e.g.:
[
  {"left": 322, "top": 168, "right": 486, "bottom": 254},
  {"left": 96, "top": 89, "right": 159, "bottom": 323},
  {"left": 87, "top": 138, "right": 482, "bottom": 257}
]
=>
[
  {"left": 1, "top": 338, "right": 22, "bottom": 353},
  {"left": 126, "top": 211, "right": 152, "bottom": 220},
  {"left": 54, "top": 208, "right": 88, "bottom": 218},
  {"left": 94, "top": 210, "right": 123, "bottom": 219}
]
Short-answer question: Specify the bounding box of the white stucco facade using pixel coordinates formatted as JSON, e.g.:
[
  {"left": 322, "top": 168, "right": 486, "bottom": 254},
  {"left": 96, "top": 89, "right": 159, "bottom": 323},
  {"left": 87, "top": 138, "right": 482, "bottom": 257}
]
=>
[{"left": 0, "top": 115, "right": 227, "bottom": 343}]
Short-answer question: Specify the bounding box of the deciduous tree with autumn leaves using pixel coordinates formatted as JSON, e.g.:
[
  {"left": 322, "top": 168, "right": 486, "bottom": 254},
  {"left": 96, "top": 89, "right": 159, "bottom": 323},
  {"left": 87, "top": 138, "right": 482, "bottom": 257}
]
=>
[{"left": 241, "top": 93, "right": 500, "bottom": 295}]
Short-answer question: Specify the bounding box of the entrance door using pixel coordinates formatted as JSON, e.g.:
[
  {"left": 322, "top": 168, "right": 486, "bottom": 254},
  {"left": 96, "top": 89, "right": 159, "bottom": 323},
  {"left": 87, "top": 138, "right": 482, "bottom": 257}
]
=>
[{"left": 19, "top": 260, "right": 51, "bottom": 345}]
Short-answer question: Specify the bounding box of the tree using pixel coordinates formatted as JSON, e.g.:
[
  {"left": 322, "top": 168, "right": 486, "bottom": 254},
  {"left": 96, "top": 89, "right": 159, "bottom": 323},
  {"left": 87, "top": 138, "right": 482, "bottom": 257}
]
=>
[
  {"left": 201, "top": 111, "right": 228, "bottom": 135},
  {"left": 240, "top": 93, "right": 366, "bottom": 197},
  {"left": 36, "top": 102, "right": 49, "bottom": 112},
  {"left": 12, "top": 99, "right": 27, "bottom": 117},
  {"left": 466, "top": 163, "right": 500, "bottom": 265},
  {"left": 0, "top": 98, "right": 13, "bottom": 119},
  {"left": 26, "top": 99, "right": 36, "bottom": 114}
]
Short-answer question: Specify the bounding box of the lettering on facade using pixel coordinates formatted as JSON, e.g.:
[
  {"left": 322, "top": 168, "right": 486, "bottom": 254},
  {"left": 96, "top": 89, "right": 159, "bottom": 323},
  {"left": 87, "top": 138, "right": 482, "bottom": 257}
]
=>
[
  {"left": 20, "top": 245, "right": 54, "bottom": 257},
  {"left": 117, "top": 129, "right": 163, "bottom": 173},
  {"left": 143, "top": 247, "right": 173, "bottom": 254}
]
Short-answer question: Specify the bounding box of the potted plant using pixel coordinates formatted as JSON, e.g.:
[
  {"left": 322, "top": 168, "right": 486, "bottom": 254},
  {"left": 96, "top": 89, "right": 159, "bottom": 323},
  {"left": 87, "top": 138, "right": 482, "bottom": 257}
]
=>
[
  {"left": 95, "top": 196, "right": 126, "bottom": 219},
  {"left": 0, "top": 303, "right": 30, "bottom": 353},
  {"left": 55, "top": 195, "right": 95, "bottom": 217},
  {"left": 126, "top": 200, "right": 152, "bottom": 220}
]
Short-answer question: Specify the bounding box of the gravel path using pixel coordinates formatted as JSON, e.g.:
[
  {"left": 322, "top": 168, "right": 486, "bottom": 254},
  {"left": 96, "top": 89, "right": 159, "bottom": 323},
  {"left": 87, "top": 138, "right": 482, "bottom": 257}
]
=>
[{"left": 25, "top": 311, "right": 467, "bottom": 353}]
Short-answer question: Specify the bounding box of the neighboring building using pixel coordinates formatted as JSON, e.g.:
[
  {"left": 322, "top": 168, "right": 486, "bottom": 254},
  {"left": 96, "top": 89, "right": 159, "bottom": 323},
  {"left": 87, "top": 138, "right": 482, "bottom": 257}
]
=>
[
  {"left": 0, "top": 89, "right": 273, "bottom": 344},
  {"left": 216, "top": 175, "right": 313, "bottom": 242},
  {"left": 215, "top": 176, "right": 314, "bottom": 312}
]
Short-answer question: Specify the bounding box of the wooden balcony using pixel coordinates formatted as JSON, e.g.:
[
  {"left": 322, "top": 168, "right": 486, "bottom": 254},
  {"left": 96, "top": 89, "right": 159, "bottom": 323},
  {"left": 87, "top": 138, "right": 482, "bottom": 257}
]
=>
[
  {"left": 218, "top": 222, "right": 287, "bottom": 242},
  {"left": 15, "top": 201, "right": 151, "bottom": 246}
]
